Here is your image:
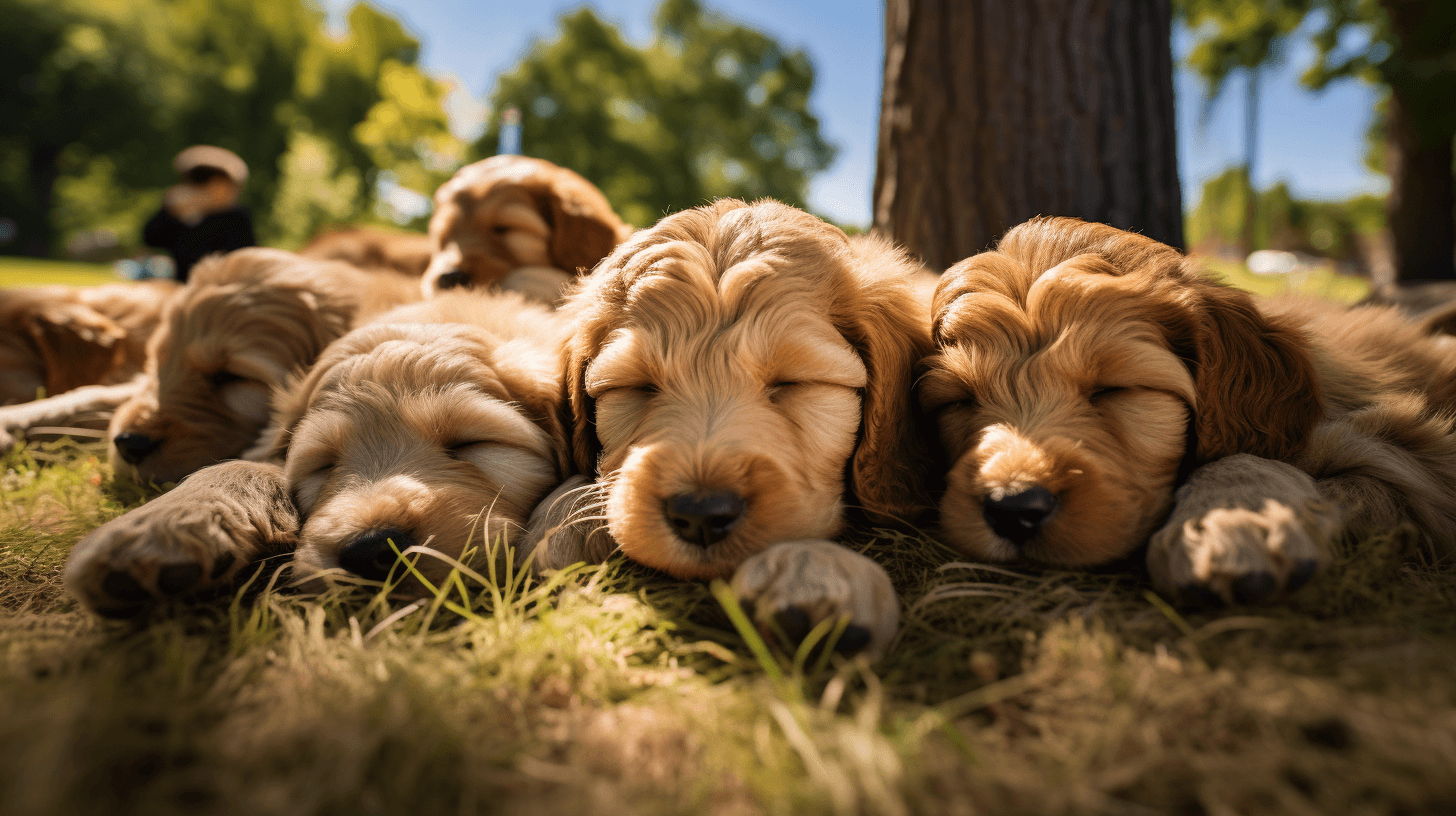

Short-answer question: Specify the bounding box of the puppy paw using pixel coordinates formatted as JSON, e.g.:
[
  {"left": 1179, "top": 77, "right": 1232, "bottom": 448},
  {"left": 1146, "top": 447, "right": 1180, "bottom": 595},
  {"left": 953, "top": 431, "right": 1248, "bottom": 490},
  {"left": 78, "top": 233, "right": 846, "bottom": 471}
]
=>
[
  {"left": 730, "top": 541, "right": 899, "bottom": 661},
  {"left": 65, "top": 462, "right": 298, "bottom": 617},
  {"left": 519, "top": 475, "right": 617, "bottom": 572},
  {"left": 1148, "top": 454, "right": 1341, "bottom": 607}
]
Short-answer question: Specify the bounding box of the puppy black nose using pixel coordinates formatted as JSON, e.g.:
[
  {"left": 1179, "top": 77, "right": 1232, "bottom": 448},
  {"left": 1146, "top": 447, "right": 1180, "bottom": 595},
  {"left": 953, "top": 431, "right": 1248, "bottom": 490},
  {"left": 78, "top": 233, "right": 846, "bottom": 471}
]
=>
[
  {"left": 982, "top": 486, "right": 1058, "bottom": 545},
  {"left": 664, "top": 491, "right": 746, "bottom": 548},
  {"left": 113, "top": 432, "right": 161, "bottom": 465},
  {"left": 435, "top": 269, "right": 472, "bottom": 290},
  {"left": 338, "top": 528, "right": 416, "bottom": 581}
]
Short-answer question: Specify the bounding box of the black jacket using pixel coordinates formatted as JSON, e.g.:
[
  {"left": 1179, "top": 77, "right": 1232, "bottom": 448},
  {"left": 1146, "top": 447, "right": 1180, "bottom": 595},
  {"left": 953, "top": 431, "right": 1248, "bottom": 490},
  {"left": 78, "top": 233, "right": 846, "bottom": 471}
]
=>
[{"left": 142, "top": 206, "right": 255, "bottom": 283}]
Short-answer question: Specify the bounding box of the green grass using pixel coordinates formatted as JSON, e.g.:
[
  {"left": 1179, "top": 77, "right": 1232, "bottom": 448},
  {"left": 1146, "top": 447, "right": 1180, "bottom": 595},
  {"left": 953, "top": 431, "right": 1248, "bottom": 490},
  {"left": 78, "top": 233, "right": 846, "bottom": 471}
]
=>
[
  {"left": 1200, "top": 256, "right": 1372, "bottom": 303},
  {"left": 0, "top": 257, "right": 121, "bottom": 288},
  {"left": 2, "top": 440, "right": 1454, "bottom": 815}
]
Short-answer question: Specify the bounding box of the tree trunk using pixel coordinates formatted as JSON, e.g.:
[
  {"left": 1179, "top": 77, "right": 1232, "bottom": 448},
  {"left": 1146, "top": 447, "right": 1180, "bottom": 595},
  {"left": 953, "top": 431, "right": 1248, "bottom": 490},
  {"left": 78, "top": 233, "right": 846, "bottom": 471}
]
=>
[
  {"left": 1381, "top": 0, "right": 1456, "bottom": 283},
  {"left": 874, "top": 0, "right": 1184, "bottom": 271},
  {"left": 22, "top": 143, "right": 61, "bottom": 258}
]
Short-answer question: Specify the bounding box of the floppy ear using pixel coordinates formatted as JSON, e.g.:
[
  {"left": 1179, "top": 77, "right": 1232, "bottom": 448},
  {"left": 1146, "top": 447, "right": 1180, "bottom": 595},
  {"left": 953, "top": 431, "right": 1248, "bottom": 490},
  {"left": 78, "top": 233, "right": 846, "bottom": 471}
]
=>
[
  {"left": 24, "top": 303, "right": 127, "bottom": 395},
  {"left": 491, "top": 342, "right": 574, "bottom": 479},
  {"left": 1173, "top": 280, "right": 1323, "bottom": 462},
  {"left": 561, "top": 329, "right": 602, "bottom": 478},
  {"left": 546, "top": 178, "right": 628, "bottom": 276},
  {"left": 248, "top": 327, "right": 376, "bottom": 462},
  {"left": 838, "top": 275, "right": 936, "bottom": 525}
]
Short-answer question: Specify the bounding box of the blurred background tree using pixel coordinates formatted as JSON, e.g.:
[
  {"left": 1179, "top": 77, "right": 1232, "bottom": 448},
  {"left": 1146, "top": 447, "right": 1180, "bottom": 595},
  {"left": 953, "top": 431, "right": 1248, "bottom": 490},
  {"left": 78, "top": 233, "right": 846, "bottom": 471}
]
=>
[
  {"left": 1178, "top": 0, "right": 1456, "bottom": 284},
  {"left": 0, "top": 0, "right": 455, "bottom": 257},
  {"left": 474, "top": 0, "right": 835, "bottom": 228}
]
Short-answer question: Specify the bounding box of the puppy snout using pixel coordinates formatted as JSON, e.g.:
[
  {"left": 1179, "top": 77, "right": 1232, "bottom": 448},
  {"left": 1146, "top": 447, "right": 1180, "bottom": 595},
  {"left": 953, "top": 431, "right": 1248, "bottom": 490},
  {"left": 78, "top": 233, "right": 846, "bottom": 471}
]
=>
[
  {"left": 664, "top": 491, "right": 746, "bottom": 548},
  {"left": 435, "top": 270, "right": 472, "bottom": 290},
  {"left": 113, "top": 432, "right": 162, "bottom": 465},
  {"left": 982, "top": 486, "right": 1058, "bottom": 546},
  {"left": 338, "top": 528, "right": 416, "bottom": 581}
]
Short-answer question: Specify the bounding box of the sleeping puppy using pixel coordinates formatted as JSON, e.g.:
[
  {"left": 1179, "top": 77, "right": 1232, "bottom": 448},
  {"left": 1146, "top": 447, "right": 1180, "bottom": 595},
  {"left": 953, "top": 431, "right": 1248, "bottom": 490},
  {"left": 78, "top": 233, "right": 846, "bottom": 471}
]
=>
[
  {"left": 107, "top": 248, "right": 420, "bottom": 486},
  {"left": 423, "top": 156, "right": 633, "bottom": 303},
  {"left": 65, "top": 293, "right": 569, "bottom": 617},
  {"left": 0, "top": 279, "right": 178, "bottom": 405},
  {"left": 526, "top": 199, "right": 932, "bottom": 658},
  {"left": 919, "top": 216, "right": 1456, "bottom": 606},
  {"left": 300, "top": 226, "right": 433, "bottom": 278}
]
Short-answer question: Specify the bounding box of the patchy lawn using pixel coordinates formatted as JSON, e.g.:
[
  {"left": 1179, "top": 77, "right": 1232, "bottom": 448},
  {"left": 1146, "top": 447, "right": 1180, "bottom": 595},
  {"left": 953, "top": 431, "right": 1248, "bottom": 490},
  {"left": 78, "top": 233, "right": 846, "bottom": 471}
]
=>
[{"left": 1, "top": 439, "right": 1453, "bottom": 816}]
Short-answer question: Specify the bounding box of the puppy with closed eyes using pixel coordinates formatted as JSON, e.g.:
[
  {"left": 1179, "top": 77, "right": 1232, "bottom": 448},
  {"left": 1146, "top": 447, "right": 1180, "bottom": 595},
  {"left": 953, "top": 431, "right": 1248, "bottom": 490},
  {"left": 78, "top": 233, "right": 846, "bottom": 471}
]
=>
[
  {"left": 106, "top": 248, "right": 420, "bottom": 486},
  {"left": 423, "top": 156, "right": 633, "bottom": 303},
  {"left": 919, "top": 217, "right": 1456, "bottom": 606},
  {"left": 524, "top": 199, "right": 932, "bottom": 658},
  {"left": 66, "top": 292, "right": 569, "bottom": 617}
]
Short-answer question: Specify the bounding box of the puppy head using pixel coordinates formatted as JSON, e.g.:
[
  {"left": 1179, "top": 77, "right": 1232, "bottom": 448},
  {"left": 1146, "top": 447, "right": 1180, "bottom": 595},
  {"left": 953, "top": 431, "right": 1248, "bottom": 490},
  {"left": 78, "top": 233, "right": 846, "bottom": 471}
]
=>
[
  {"left": 423, "top": 156, "right": 631, "bottom": 297},
  {"left": 108, "top": 250, "right": 363, "bottom": 485},
  {"left": 921, "top": 217, "right": 1322, "bottom": 566},
  {"left": 562, "top": 199, "right": 932, "bottom": 579},
  {"left": 265, "top": 320, "right": 565, "bottom": 592}
]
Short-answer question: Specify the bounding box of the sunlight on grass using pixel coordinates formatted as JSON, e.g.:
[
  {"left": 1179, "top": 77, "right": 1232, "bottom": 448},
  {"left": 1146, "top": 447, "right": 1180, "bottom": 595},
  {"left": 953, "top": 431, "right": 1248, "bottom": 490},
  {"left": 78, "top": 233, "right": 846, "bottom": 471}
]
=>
[
  {"left": 0, "top": 258, "right": 120, "bottom": 288},
  {"left": 1197, "top": 256, "right": 1372, "bottom": 303},
  {"left": 1, "top": 445, "right": 1454, "bottom": 814}
]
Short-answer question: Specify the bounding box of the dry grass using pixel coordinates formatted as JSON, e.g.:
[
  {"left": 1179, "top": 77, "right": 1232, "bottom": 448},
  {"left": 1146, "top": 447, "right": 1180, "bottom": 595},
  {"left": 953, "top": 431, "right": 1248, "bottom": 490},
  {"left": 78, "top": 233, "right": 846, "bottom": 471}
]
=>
[{"left": 2, "top": 440, "right": 1454, "bottom": 816}]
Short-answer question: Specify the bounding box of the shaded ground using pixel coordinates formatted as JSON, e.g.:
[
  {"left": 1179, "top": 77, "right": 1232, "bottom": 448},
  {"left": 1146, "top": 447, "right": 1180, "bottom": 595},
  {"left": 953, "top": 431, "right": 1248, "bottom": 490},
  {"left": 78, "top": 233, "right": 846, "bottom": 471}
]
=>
[{"left": 2, "top": 439, "right": 1453, "bottom": 816}]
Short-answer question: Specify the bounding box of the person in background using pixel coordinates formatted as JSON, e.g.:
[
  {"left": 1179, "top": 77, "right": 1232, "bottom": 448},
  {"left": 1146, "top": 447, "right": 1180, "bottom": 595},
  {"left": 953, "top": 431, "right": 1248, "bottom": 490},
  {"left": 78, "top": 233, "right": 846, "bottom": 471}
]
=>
[{"left": 143, "top": 146, "right": 256, "bottom": 283}]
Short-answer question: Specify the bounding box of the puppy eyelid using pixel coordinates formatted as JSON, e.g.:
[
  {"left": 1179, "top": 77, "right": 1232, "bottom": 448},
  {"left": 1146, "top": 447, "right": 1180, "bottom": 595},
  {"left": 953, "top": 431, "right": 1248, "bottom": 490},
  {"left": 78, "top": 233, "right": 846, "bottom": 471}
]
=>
[
  {"left": 1089, "top": 386, "right": 1127, "bottom": 400},
  {"left": 207, "top": 370, "right": 244, "bottom": 388}
]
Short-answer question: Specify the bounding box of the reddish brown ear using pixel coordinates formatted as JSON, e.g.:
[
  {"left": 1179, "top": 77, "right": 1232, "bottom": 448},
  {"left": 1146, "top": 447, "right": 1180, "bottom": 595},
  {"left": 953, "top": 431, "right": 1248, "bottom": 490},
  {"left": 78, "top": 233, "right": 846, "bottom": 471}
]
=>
[
  {"left": 1177, "top": 281, "right": 1323, "bottom": 462},
  {"left": 838, "top": 262, "right": 936, "bottom": 525},
  {"left": 546, "top": 178, "right": 629, "bottom": 276},
  {"left": 24, "top": 303, "right": 126, "bottom": 395},
  {"left": 560, "top": 330, "right": 602, "bottom": 478}
]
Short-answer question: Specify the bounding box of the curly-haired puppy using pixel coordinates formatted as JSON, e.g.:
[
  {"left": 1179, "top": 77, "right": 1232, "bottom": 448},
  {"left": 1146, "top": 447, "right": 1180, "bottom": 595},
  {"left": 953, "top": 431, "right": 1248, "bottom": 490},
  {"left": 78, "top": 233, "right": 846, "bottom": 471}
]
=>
[
  {"left": 423, "top": 156, "right": 632, "bottom": 302},
  {"left": 0, "top": 279, "right": 178, "bottom": 405},
  {"left": 301, "top": 226, "right": 433, "bottom": 278},
  {"left": 528, "top": 199, "right": 930, "bottom": 657},
  {"left": 66, "top": 293, "right": 569, "bottom": 617},
  {"left": 920, "top": 217, "right": 1456, "bottom": 605},
  {"left": 107, "top": 248, "right": 420, "bottom": 485}
]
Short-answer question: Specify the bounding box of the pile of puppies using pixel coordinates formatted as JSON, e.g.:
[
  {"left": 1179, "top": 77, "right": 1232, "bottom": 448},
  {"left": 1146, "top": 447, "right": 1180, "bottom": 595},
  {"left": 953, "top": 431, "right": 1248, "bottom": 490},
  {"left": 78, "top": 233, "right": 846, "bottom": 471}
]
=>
[{"left": 10, "top": 156, "right": 1455, "bottom": 660}]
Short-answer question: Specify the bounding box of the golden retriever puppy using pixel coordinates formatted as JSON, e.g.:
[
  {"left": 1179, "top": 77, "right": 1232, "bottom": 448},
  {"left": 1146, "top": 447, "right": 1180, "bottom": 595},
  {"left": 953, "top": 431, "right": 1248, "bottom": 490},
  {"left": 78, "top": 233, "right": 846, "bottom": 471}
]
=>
[
  {"left": 526, "top": 199, "right": 931, "bottom": 657},
  {"left": 66, "top": 292, "right": 569, "bottom": 617},
  {"left": 423, "top": 156, "right": 633, "bottom": 302},
  {"left": 300, "top": 226, "right": 433, "bottom": 278},
  {"left": 107, "top": 248, "right": 419, "bottom": 486},
  {"left": 0, "top": 279, "right": 178, "bottom": 405},
  {"left": 920, "top": 217, "right": 1456, "bottom": 606}
]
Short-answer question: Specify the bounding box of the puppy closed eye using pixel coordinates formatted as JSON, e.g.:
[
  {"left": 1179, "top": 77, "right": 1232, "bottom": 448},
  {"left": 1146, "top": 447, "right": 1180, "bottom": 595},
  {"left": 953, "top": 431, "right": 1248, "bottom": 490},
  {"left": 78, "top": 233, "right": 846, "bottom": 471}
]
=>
[{"left": 1089, "top": 386, "right": 1128, "bottom": 402}]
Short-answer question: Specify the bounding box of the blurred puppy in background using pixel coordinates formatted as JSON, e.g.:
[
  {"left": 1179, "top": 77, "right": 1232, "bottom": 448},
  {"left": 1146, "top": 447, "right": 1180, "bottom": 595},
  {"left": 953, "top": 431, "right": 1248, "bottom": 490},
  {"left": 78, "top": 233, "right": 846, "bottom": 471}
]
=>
[
  {"left": 526, "top": 199, "right": 933, "bottom": 658},
  {"left": 423, "top": 156, "right": 633, "bottom": 304},
  {"left": 106, "top": 248, "right": 420, "bottom": 485},
  {"left": 920, "top": 217, "right": 1456, "bottom": 607},
  {"left": 0, "top": 279, "right": 178, "bottom": 406},
  {"left": 65, "top": 292, "right": 569, "bottom": 618},
  {"left": 301, "top": 226, "right": 433, "bottom": 278}
]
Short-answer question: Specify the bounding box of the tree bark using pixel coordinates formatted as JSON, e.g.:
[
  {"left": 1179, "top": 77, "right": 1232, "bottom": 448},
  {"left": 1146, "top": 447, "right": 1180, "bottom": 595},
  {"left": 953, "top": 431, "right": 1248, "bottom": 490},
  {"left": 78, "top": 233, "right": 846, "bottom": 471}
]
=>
[
  {"left": 1381, "top": 0, "right": 1456, "bottom": 283},
  {"left": 22, "top": 143, "right": 61, "bottom": 258},
  {"left": 874, "top": 0, "right": 1184, "bottom": 271}
]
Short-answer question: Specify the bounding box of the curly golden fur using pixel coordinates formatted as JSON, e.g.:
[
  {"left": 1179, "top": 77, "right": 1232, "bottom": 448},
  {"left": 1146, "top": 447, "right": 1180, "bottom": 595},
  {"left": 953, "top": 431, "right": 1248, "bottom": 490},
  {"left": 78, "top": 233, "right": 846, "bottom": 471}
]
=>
[
  {"left": 922, "top": 217, "right": 1456, "bottom": 596},
  {"left": 552, "top": 199, "right": 933, "bottom": 580},
  {"left": 301, "top": 226, "right": 433, "bottom": 278},
  {"left": 107, "top": 248, "right": 420, "bottom": 485},
  {"left": 423, "top": 156, "right": 632, "bottom": 301},
  {"left": 65, "top": 293, "right": 569, "bottom": 615},
  {"left": 0, "top": 280, "right": 178, "bottom": 405}
]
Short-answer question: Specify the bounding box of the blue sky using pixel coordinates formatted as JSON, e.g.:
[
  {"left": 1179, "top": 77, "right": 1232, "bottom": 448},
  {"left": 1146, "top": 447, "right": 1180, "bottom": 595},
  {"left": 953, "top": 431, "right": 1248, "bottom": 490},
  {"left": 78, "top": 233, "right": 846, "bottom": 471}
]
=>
[{"left": 326, "top": 0, "right": 1387, "bottom": 226}]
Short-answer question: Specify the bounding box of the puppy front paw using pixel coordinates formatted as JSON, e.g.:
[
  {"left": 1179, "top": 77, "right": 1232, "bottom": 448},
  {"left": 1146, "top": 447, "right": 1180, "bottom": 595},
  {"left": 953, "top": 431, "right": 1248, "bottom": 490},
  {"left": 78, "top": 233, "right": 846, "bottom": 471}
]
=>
[
  {"left": 519, "top": 475, "right": 616, "bottom": 572},
  {"left": 65, "top": 461, "right": 297, "bottom": 617},
  {"left": 730, "top": 541, "right": 899, "bottom": 661},
  {"left": 1148, "top": 454, "right": 1341, "bottom": 607}
]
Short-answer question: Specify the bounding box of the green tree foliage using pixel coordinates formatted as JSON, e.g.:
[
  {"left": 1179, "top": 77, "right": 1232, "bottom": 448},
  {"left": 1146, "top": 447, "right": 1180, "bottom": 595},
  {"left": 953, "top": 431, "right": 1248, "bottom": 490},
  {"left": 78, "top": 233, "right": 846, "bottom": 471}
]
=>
[
  {"left": 1, "top": 0, "right": 455, "bottom": 256},
  {"left": 1187, "top": 166, "right": 1385, "bottom": 262},
  {"left": 475, "top": 0, "right": 836, "bottom": 227}
]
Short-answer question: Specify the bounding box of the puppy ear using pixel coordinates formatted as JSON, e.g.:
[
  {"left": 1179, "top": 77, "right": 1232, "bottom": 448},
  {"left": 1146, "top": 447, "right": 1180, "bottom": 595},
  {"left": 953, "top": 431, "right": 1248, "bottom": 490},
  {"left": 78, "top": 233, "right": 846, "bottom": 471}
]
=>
[
  {"left": 249, "top": 329, "right": 367, "bottom": 462},
  {"left": 561, "top": 330, "right": 602, "bottom": 477},
  {"left": 1174, "top": 280, "right": 1323, "bottom": 462},
  {"left": 24, "top": 303, "right": 126, "bottom": 395},
  {"left": 546, "top": 178, "right": 628, "bottom": 276},
  {"left": 839, "top": 245, "right": 936, "bottom": 524}
]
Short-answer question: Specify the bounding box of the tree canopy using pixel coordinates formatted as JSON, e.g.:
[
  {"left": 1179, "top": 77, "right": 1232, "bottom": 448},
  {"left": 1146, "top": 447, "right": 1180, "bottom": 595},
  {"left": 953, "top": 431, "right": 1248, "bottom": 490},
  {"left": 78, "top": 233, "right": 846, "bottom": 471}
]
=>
[
  {"left": 474, "top": 0, "right": 836, "bottom": 228},
  {"left": 1, "top": 0, "right": 458, "bottom": 256}
]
